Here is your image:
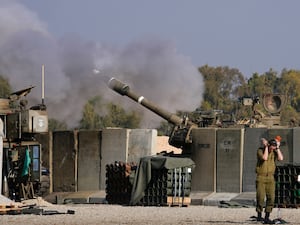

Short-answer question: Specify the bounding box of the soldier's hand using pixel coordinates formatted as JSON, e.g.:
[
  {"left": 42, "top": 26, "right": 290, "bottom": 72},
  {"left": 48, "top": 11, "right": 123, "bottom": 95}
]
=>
[
  {"left": 261, "top": 138, "right": 268, "bottom": 147},
  {"left": 275, "top": 136, "right": 282, "bottom": 148}
]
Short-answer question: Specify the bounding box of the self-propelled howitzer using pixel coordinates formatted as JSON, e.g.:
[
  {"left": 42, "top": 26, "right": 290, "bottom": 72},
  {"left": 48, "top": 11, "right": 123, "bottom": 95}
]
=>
[{"left": 108, "top": 77, "right": 197, "bottom": 154}]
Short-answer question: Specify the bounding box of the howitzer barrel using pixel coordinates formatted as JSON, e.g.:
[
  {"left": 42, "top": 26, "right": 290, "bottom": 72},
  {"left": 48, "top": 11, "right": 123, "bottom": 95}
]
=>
[{"left": 108, "top": 78, "right": 195, "bottom": 126}]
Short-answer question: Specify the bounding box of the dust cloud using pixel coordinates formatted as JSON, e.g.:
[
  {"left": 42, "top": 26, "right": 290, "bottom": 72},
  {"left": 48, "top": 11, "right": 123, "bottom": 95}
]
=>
[{"left": 0, "top": 0, "right": 204, "bottom": 128}]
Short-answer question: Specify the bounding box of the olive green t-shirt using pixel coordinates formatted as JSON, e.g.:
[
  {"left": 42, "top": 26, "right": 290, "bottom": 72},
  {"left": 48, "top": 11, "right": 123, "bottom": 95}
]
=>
[{"left": 256, "top": 148, "right": 277, "bottom": 175}]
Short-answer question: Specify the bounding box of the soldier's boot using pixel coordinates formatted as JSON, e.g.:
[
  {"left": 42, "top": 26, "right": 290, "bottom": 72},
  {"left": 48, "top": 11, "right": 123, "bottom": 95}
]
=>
[
  {"left": 264, "top": 212, "right": 274, "bottom": 224},
  {"left": 257, "top": 212, "right": 264, "bottom": 221}
]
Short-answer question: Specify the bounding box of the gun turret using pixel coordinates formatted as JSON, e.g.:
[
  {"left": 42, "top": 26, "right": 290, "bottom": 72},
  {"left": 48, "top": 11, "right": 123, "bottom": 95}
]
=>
[{"left": 108, "top": 77, "right": 197, "bottom": 153}]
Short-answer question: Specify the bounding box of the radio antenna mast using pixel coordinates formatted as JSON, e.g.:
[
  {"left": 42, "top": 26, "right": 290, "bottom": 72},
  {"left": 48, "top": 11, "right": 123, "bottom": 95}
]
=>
[{"left": 41, "top": 64, "right": 45, "bottom": 105}]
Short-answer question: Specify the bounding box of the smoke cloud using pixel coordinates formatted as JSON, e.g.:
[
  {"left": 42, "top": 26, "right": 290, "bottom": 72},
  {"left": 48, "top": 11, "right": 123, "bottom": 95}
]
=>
[{"left": 0, "top": 1, "right": 204, "bottom": 129}]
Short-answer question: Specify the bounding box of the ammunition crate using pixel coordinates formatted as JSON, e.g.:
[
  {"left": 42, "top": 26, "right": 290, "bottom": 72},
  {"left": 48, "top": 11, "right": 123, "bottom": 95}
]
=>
[
  {"left": 142, "top": 167, "right": 192, "bottom": 206},
  {"left": 105, "top": 161, "right": 137, "bottom": 205},
  {"left": 105, "top": 159, "right": 193, "bottom": 207},
  {"left": 275, "top": 164, "right": 300, "bottom": 208}
]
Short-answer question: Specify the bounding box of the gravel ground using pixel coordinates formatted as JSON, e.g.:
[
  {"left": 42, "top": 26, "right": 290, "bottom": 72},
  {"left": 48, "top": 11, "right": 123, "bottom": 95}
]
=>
[{"left": 1, "top": 200, "right": 300, "bottom": 225}]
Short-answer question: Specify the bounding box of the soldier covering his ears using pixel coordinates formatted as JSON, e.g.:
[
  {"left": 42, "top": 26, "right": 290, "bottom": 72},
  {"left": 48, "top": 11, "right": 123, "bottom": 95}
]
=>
[{"left": 256, "top": 136, "right": 283, "bottom": 224}]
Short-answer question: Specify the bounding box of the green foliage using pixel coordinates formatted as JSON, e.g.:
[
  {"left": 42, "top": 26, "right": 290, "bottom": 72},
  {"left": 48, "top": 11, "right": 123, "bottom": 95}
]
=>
[
  {"left": 79, "top": 96, "right": 102, "bottom": 129},
  {"left": 196, "top": 66, "right": 300, "bottom": 125},
  {"left": 79, "top": 96, "right": 141, "bottom": 129},
  {"left": 0, "top": 75, "right": 12, "bottom": 98},
  {"left": 280, "top": 70, "right": 300, "bottom": 111},
  {"left": 48, "top": 118, "right": 68, "bottom": 131},
  {"left": 101, "top": 103, "right": 141, "bottom": 128},
  {"left": 280, "top": 105, "right": 300, "bottom": 126},
  {"left": 198, "top": 65, "right": 246, "bottom": 112},
  {"left": 247, "top": 69, "right": 280, "bottom": 96},
  {"left": 199, "top": 100, "right": 213, "bottom": 111}
]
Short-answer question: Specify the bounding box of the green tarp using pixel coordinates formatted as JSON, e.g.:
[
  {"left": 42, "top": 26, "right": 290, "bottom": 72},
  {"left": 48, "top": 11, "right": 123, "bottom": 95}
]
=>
[
  {"left": 130, "top": 155, "right": 195, "bottom": 205},
  {"left": 22, "top": 148, "right": 31, "bottom": 177}
]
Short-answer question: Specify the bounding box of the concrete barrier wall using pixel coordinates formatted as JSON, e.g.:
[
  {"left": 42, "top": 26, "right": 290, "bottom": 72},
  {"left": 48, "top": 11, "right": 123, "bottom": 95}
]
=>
[
  {"left": 100, "top": 128, "right": 129, "bottom": 190},
  {"left": 44, "top": 127, "right": 300, "bottom": 194},
  {"left": 35, "top": 133, "right": 51, "bottom": 170},
  {"left": 242, "top": 128, "right": 293, "bottom": 192},
  {"left": 77, "top": 130, "right": 101, "bottom": 191},
  {"left": 292, "top": 128, "right": 300, "bottom": 163},
  {"left": 128, "top": 129, "right": 157, "bottom": 162},
  {"left": 100, "top": 128, "right": 157, "bottom": 190},
  {"left": 242, "top": 128, "right": 268, "bottom": 192},
  {"left": 46, "top": 128, "right": 157, "bottom": 192},
  {"left": 268, "top": 128, "right": 293, "bottom": 164},
  {"left": 216, "top": 128, "right": 244, "bottom": 193},
  {"left": 191, "top": 128, "right": 216, "bottom": 192},
  {"left": 52, "top": 131, "right": 77, "bottom": 192}
]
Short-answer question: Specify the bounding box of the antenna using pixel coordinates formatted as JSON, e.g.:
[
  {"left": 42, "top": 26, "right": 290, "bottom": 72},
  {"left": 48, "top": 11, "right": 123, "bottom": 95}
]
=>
[{"left": 41, "top": 64, "right": 45, "bottom": 105}]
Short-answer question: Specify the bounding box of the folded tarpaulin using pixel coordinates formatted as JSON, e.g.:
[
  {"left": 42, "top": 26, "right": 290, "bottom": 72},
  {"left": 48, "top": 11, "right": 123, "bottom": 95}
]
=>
[{"left": 129, "top": 155, "right": 195, "bottom": 205}]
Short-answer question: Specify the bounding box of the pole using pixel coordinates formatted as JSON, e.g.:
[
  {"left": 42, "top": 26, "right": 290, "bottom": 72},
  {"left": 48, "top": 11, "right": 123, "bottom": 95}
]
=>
[
  {"left": 0, "top": 118, "right": 4, "bottom": 194},
  {"left": 42, "top": 64, "right": 45, "bottom": 105}
]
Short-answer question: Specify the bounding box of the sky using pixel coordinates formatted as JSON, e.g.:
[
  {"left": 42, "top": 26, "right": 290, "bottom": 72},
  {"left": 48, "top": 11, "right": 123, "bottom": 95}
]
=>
[
  {"left": 20, "top": 0, "right": 300, "bottom": 77},
  {"left": 0, "top": 0, "right": 300, "bottom": 128}
]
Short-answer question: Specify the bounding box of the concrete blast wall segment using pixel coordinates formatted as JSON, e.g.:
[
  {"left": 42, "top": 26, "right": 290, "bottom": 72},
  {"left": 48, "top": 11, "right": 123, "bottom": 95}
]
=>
[
  {"left": 78, "top": 130, "right": 102, "bottom": 191},
  {"left": 37, "top": 127, "right": 300, "bottom": 194},
  {"left": 35, "top": 133, "right": 51, "bottom": 170},
  {"left": 267, "top": 128, "right": 293, "bottom": 165},
  {"left": 293, "top": 127, "right": 300, "bottom": 163},
  {"left": 243, "top": 128, "right": 267, "bottom": 192},
  {"left": 100, "top": 128, "right": 157, "bottom": 190},
  {"left": 191, "top": 128, "right": 216, "bottom": 192},
  {"left": 52, "top": 131, "right": 77, "bottom": 192},
  {"left": 100, "top": 129, "right": 129, "bottom": 190},
  {"left": 216, "top": 128, "right": 244, "bottom": 193},
  {"left": 38, "top": 129, "right": 156, "bottom": 192},
  {"left": 128, "top": 129, "right": 157, "bottom": 162}
]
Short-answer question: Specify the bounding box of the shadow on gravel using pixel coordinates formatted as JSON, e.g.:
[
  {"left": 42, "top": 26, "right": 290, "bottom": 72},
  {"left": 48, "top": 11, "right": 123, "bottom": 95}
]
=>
[
  {"left": 202, "top": 221, "right": 256, "bottom": 224},
  {"left": 202, "top": 217, "right": 289, "bottom": 224}
]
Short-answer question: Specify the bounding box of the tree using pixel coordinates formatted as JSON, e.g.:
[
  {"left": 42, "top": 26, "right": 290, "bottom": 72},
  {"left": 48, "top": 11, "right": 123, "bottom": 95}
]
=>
[
  {"left": 79, "top": 96, "right": 141, "bottom": 129},
  {"left": 247, "top": 72, "right": 266, "bottom": 96},
  {"left": 278, "top": 69, "right": 300, "bottom": 124},
  {"left": 79, "top": 96, "right": 102, "bottom": 129},
  {"left": 101, "top": 103, "right": 141, "bottom": 128},
  {"left": 280, "top": 70, "right": 300, "bottom": 111},
  {"left": 48, "top": 118, "right": 68, "bottom": 131},
  {"left": 0, "top": 75, "right": 12, "bottom": 98},
  {"left": 198, "top": 65, "right": 246, "bottom": 112}
]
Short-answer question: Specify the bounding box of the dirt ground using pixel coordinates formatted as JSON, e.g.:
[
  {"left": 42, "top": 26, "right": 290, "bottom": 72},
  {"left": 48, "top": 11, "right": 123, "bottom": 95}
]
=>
[{"left": 1, "top": 198, "right": 300, "bottom": 225}]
